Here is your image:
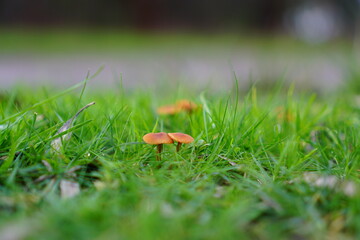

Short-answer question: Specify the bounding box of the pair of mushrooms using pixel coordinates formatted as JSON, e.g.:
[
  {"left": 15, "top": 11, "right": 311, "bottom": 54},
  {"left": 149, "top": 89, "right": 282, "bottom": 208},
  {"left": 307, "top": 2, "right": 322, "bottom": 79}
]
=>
[
  {"left": 157, "top": 100, "right": 198, "bottom": 115},
  {"left": 143, "top": 132, "right": 194, "bottom": 160}
]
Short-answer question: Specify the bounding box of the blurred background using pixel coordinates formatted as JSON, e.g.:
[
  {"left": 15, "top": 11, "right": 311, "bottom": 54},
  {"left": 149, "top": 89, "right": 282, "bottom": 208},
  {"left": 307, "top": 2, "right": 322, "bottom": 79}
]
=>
[{"left": 0, "top": 0, "right": 359, "bottom": 91}]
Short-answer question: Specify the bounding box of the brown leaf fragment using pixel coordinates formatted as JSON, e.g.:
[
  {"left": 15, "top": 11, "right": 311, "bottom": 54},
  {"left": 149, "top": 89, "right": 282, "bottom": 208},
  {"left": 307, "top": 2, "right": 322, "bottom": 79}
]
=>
[
  {"left": 0, "top": 220, "right": 39, "bottom": 240},
  {"left": 302, "top": 172, "right": 357, "bottom": 196},
  {"left": 60, "top": 179, "right": 80, "bottom": 199}
]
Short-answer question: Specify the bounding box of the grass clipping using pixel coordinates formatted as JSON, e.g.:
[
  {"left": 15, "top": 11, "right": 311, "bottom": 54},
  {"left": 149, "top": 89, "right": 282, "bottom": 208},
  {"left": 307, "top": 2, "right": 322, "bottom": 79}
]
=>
[
  {"left": 49, "top": 101, "right": 95, "bottom": 198},
  {"left": 51, "top": 101, "right": 95, "bottom": 152}
]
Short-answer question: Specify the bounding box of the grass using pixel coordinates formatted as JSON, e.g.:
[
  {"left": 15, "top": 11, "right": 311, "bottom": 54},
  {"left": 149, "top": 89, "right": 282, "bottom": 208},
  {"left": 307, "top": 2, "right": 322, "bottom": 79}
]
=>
[
  {"left": 0, "top": 77, "right": 360, "bottom": 240},
  {"left": 0, "top": 28, "right": 352, "bottom": 55}
]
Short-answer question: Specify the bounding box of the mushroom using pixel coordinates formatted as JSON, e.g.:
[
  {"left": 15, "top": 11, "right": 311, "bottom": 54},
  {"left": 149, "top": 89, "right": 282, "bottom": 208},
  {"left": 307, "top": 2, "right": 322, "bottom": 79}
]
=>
[
  {"left": 275, "top": 106, "right": 294, "bottom": 122},
  {"left": 156, "top": 105, "right": 180, "bottom": 115},
  {"left": 176, "top": 100, "right": 198, "bottom": 113},
  {"left": 168, "top": 133, "right": 194, "bottom": 152},
  {"left": 143, "top": 132, "right": 174, "bottom": 160}
]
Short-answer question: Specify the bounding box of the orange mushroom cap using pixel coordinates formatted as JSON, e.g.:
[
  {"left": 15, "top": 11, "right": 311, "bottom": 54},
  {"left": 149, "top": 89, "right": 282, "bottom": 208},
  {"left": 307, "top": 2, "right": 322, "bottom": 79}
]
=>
[
  {"left": 168, "top": 133, "right": 194, "bottom": 144},
  {"left": 143, "top": 132, "right": 174, "bottom": 145},
  {"left": 176, "top": 100, "right": 197, "bottom": 112},
  {"left": 157, "top": 105, "right": 181, "bottom": 115}
]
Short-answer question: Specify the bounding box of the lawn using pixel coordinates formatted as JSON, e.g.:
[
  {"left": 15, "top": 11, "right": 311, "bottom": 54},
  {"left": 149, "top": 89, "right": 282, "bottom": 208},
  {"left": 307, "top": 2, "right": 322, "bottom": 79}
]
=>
[
  {"left": 0, "top": 28, "right": 351, "bottom": 55},
  {"left": 0, "top": 75, "right": 360, "bottom": 240}
]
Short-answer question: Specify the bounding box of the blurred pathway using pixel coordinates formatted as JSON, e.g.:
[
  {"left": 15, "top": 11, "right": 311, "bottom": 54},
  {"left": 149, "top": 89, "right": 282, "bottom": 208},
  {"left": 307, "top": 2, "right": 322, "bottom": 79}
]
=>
[{"left": 0, "top": 47, "right": 349, "bottom": 91}]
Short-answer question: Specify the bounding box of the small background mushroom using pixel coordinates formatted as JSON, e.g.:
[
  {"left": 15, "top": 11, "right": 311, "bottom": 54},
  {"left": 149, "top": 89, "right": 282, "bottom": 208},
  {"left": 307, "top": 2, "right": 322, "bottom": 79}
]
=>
[
  {"left": 176, "top": 100, "right": 198, "bottom": 113},
  {"left": 157, "top": 105, "right": 180, "bottom": 115}
]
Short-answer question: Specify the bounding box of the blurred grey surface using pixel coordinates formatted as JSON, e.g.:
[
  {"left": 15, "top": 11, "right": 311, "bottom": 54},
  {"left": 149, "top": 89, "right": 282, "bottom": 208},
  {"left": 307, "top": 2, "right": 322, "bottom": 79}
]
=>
[
  {"left": 0, "top": 47, "right": 349, "bottom": 91},
  {"left": 1, "top": 0, "right": 358, "bottom": 91}
]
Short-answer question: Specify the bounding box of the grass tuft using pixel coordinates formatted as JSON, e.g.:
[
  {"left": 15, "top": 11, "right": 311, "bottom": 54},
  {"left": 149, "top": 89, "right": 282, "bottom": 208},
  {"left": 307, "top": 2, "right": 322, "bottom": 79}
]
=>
[{"left": 0, "top": 80, "right": 359, "bottom": 239}]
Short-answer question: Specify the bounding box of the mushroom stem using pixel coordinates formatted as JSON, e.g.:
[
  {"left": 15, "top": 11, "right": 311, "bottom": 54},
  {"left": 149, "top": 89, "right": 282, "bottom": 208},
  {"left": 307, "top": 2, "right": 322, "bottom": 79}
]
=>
[
  {"left": 156, "top": 144, "right": 163, "bottom": 161},
  {"left": 176, "top": 142, "right": 182, "bottom": 152}
]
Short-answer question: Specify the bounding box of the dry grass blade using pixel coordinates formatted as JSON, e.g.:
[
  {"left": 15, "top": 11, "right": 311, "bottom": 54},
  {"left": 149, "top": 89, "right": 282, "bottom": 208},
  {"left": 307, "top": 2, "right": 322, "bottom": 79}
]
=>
[
  {"left": 42, "top": 160, "right": 53, "bottom": 172},
  {"left": 34, "top": 174, "right": 53, "bottom": 183},
  {"left": 35, "top": 160, "right": 54, "bottom": 182},
  {"left": 60, "top": 179, "right": 80, "bottom": 199},
  {"left": 42, "top": 178, "right": 57, "bottom": 195},
  {"left": 51, "top": 102, "right": 95, "bottom": 151},
  {"left": 67, "top": 165, "right": 82, "bottom": 174}
]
